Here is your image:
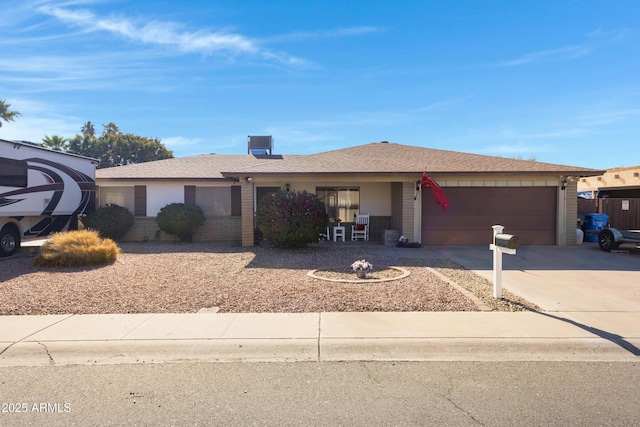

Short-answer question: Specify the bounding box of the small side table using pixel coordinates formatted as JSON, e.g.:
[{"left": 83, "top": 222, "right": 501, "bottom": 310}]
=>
[{"left": 333, "top": 226, "right": 345, "bottom": 242}]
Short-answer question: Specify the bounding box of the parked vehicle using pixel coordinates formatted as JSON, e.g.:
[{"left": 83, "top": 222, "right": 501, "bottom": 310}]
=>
[
  {"left": 0, "top": 139, "right": 97, "bottom": 257},
  {"left": 598, "top": 228, "right": 640, "bottom": 252}
]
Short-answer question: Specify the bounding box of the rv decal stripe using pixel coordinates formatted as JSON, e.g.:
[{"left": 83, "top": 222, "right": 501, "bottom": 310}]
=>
[
  {"left": 43, "top": 187, "right": 64, "bottom": 215},
  {"left": 28, "top": 165, "right": 64, "bottom": 214},
  {"left": 26, "top": 158, "right": 95, "bottom": 184},
  {"left": 0, "top": 183, "right": 63, "bottom": 198},
  {"left": 0, "top": 197, "right": 23, "bottom": 207},
  {"left": 24, "top": 215, "right": 72, "bottom": 237}
]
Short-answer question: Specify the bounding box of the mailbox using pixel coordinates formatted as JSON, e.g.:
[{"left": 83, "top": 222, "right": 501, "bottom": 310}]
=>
[{"left": 494, "top": 233, "right": 520, "bottom": 250}]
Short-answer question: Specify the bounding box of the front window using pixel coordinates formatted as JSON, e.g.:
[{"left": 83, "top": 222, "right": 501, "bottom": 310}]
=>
[
  {"left": 196, "top": 187, "right": 231, "bottom": 216},
  {"left": 316, "top": 187, "right": 359, "bottom": 222},
  {"left": 99, "top": 186, "right": 135, "bottom": 212}
]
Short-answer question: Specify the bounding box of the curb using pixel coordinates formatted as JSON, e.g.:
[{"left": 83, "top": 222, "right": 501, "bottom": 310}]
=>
[{"left": 2, "top": 337, "right": 637, "bottom": 367}]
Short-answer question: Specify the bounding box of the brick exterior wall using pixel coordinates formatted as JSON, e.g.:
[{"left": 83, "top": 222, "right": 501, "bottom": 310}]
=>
[
  {"left": 241, "top": 182, "right": 255, "bottom": 247},
  {"left": 565, "top": 181, "right": 578, "bottom": 245},
  {"left": 401, "top": 181, "right": 415, "bottom": 240},
  {"left": 120, "top": 216, "right": 241, "bottom": 242},
  {"left": 369, "top": 216, "right": 392, "bottom": 241}
]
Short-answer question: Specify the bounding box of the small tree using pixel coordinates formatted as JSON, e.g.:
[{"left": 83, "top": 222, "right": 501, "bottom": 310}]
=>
[
  {"left": 156, "top": 203, "right": 205, "bottom": 242},
  {"left": 82, "top": 204, "right": 134, "bottom": 241},
  {"left": 256, "top": 190, "right": 328, "bottom": 248}
]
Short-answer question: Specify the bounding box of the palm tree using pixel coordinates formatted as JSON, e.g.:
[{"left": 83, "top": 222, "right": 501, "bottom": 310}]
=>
[
  {"left": 41, "top": 135, "right": 69, "bottom": 151},
  {"left": 0, "top": 99, "right": 21, "bottom": 127},
  {"left": 81, "top": 121, "right": 95, "bottom": 138},
  {"left": 102, "top": 122, "right": 120, "bottom": 135}
]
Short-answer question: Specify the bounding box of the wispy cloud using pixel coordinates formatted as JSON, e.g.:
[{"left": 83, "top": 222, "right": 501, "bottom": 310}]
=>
[
  {"left": 587, "top": 27, "right": 634, "bottom": 43},
  {"left": 264, "top": 26, "right": 384, "bottom": 43},
  {"left": 498, "top": 45, "right": 591, "bottom": 67},
  {"left": 303, "top": 99, "right": 461, "bottom": 128},
  {"left": 496, "top": 27, "right": 634, "bottom": 68},
  {"left": 0, "top": 50, "right": 168, "bottom": 93},
  {"left": 582, "top": 108, "right": 640, "bottom": 126},
  {"left": 37, "top": 2, "right": 309, "bottom": 66},
  {"left": 0, "top": 97, "right": 82, "bottom": 142},
  {"left": 478, "top": 143, "right": 550, "bottom": 154},
  {"left": 495, "top": 127, "right": 586, "bottom": 140}
]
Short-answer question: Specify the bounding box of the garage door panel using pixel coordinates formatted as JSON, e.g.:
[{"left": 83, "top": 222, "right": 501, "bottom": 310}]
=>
[
  {"left": 422, "top": 187, "right": 557, "bottom": 245},
  {"left": 424, "top": 230, "right": 493, "bottom": 245},
  {"left": 424, "top": 214, "right": 554, "bottom": 230}
]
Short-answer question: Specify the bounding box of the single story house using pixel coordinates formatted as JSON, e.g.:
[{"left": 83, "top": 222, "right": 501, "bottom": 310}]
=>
[{"left": 95, "top": 140, "right": 603, "bottom": 246}]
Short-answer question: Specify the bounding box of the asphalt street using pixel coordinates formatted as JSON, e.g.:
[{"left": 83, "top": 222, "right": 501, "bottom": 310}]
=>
[{"left": 1, "top": 361, "right": 639, "bottom": 426}]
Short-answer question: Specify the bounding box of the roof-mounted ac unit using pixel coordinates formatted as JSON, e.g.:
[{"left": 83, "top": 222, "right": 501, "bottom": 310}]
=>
[{"left": 248, "top": 135, "right": 273, "bottom": 155}]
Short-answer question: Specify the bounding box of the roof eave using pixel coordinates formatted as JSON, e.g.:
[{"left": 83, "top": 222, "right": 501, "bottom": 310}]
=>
[{"left": 221, "top": 169, "right": 606, "bottom": 178}]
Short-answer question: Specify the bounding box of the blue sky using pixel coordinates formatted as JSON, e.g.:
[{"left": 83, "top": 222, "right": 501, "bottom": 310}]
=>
[{"left": 1, "top": 0, "right": 638, "bottom": 170}]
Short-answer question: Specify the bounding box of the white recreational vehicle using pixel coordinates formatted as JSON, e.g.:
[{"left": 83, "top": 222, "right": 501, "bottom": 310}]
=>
[{"left": 0, "top": 139, "right": 97, "bottom": 257}]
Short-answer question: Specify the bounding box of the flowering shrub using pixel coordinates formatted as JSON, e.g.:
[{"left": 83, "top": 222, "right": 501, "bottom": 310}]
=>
[
  {"left": 351, "top": 259, "right": 373, "bottom": 271},
  {"left": 256, "top": 190, "right": 329, "bottom": 248}
]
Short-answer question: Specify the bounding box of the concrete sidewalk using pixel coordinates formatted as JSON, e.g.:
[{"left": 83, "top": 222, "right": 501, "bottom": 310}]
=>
[
  {"left": 1, "top": 311, "right": 639, "bottom": 366},
  {"left": 2, "top": 242, "right": 639, "bottom": 366}
]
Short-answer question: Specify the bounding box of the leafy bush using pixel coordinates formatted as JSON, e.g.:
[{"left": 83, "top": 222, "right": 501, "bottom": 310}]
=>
[
  {"left": 34, "top": 229, "right": 119, "bottom": 267},
  {"left": 156, "top": 203, "right": 205, "bottom": 242},
  {"left": 256, "top": 190, "right": 328, "bottom": 248},
  {"left": 81, "top": 204, "right": 134, "bottom": 241}
]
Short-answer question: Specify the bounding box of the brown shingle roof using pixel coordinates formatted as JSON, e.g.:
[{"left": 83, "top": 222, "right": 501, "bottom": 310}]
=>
[
  {"left": 96, "top": 142, "right": 603, "bottom": 180},
  {"left": 221, "top": 142, "right": 603, "bottom": 176},
  {"left": 96, "top": 154, "right": 294, "bottom": 180}
]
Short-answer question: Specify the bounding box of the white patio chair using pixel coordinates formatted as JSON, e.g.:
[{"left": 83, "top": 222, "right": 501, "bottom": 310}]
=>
[
  {"left": 319, "top": 226, "right": 330, "bottom": 241},
  {"left": 351, "top": 213, "right": 370, "bottom": 241}
]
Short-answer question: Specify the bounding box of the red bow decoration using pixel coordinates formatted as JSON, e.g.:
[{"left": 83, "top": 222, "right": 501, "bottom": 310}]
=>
[{"left": 420, "top": 172, "right": 450, "bottom": 211}]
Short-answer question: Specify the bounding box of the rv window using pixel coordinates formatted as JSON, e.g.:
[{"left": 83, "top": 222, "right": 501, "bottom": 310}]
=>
[{"left": 0, "top": 157, "right": 28, "bottom": 188}]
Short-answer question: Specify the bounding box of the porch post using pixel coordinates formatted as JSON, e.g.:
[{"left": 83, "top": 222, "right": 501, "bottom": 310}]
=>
[
  {"left": 241, "top": 181, "right": 254, "bottom": 247},
  {"left": 401, "top": 181, "right": 416, "bottom": 242}
]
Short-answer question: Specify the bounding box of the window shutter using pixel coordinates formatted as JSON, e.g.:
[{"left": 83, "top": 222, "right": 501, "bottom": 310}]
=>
[
  {"left": 134, "top": 185, "right": 147, "bottom": 217},
  {"left": 184, "top": 185, "right": 196, "bottom": 205},
  {"left": 231, "top": 185, "right": 241, "bottom": 216}
]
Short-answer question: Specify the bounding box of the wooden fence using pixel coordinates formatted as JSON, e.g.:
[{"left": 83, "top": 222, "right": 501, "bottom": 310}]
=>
[{"left": 578, "top": 198, "right": 640, "bottom": 230}]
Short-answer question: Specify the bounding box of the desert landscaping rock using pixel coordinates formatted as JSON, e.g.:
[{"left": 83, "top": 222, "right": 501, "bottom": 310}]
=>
[{"left": 0, "top": 242, "right": 538, "bottom": 315}]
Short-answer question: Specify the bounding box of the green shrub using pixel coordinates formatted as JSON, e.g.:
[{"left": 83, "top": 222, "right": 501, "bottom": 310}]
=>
[
  {"left": 156, "top": 203, "right": 205, "bottom": 242},
  {"left": 256, "top": 190, "right": 328, "bottom": 248},
  {"left": 34, "top": 229, "right": 119, "bottom": 267},
  {"left": 82, "top": 204, "right": 134, "bottom": 241}
]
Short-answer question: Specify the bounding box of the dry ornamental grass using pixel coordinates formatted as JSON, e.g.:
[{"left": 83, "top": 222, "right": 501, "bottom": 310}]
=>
[
  {"left": 0, "top": 242, "right": 539, "bottom": 315},
  {"left": 33, "top": 230, "right": 119, "bottom": 267}
]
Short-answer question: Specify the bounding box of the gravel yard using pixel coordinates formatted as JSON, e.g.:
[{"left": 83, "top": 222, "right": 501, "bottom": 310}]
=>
[{"left": 0, "top": 242, "right": 539, "bottom": 315}]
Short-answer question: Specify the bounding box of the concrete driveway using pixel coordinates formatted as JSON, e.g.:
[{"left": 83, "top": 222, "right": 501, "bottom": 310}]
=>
[
  {"left": 422, "top": 242, "right": 640, "bottom": 313},
  {"left": 366, "top": 241, "right": 640, "bottom": 351}
]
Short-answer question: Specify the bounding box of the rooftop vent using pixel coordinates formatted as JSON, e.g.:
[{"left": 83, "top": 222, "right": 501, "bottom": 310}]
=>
[{"left": 248, "top": 135, "right": 273, "bottom": 155}]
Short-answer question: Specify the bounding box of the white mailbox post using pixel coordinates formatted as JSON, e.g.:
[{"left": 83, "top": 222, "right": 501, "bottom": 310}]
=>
[{"left": 489, "top": 225, "right": 519, "bottom": 299}]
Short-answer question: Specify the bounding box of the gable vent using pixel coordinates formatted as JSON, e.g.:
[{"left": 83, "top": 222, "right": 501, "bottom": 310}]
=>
[{"left": 248, "top": 135, "right": 273, "bottom": 155}]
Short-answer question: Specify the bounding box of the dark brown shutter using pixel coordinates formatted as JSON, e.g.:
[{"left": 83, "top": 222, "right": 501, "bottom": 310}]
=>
[
  {"left": 231, "top": 185, "right": 241, "bottom": 216},
  {"left": 184, "top": 185, "right": 196, "bottom": 205},
  {"left": 134, "top": 185, "right": 147, "bottom": 217}
]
